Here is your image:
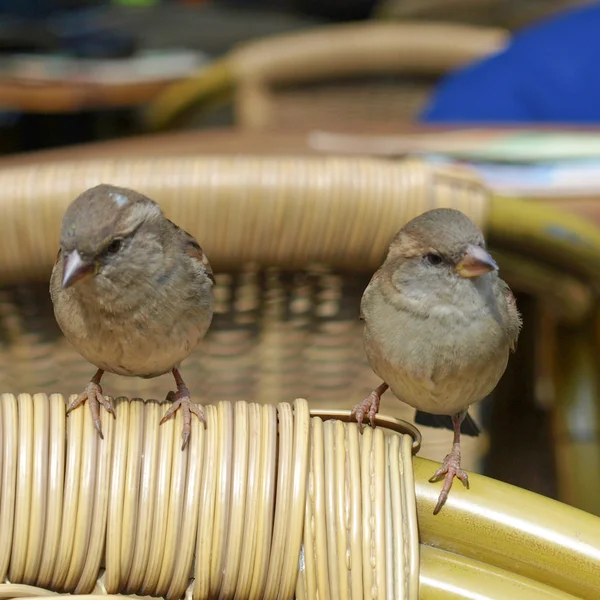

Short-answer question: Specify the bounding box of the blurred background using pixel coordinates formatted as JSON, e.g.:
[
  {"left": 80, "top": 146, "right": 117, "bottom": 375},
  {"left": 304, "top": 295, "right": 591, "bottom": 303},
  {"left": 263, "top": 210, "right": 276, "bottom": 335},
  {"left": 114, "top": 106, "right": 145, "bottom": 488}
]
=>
[{"left": 0, "top": 0, "right": 600, "bottom": 519}]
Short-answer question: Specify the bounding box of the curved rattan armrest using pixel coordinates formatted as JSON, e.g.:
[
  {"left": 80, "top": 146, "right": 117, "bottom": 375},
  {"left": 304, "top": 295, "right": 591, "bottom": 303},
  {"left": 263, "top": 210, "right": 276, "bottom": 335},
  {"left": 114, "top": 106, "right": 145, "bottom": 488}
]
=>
[
  {"left": 0, "top": 155, "right": 487, "bottom": 282},
  {"left": 416, "top": 458, "right": 600, "bottom": 600},
  {"left": 228, "top": 21, "right": 507, "bottom": 84},
  {"left": 0, "top": 155, "right": 598, "bottom": 308},
  {"left": 0, "top": 395, "right": 422, "bottom": 599},
  {"left": 145, "top": 21, "right": 507, "bottom": 130},
  {"left": 1, "top": 395, "right": 599, "bottom": 600},
  {"left": 420, "top": 546, "right": 582, "bottom": 600}
]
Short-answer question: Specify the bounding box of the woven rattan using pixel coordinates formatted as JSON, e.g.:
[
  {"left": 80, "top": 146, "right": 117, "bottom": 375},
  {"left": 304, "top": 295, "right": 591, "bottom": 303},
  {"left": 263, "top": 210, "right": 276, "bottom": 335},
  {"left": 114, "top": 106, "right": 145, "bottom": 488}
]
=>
[
  {"left": 0, "top": 395, "right": 420, "bottom": 599},
  {"left": 0, "top": 156, "right": 492, "bottom": 470},
  {"left": 1, "top": 154, "right": 600, "bottom": 600},
  {"left": 1, "top": 394, "right": 600, "bottom": 600}
]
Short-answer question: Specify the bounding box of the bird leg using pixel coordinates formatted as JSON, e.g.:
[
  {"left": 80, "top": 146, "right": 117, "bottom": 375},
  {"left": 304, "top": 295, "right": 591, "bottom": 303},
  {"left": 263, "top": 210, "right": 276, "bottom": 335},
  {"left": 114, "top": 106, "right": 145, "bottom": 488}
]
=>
[
  {"left": 66, "top": 368, "right": 115, "bottom": 439},
  {"left": 160, "top": 368, "right": 206, "bottom": 450},
  {"left": 429, "top": 410, "right": 470, "bottom": 515},
  {"left": 352, "top": 382, "right": 389, "bottom": 431}
]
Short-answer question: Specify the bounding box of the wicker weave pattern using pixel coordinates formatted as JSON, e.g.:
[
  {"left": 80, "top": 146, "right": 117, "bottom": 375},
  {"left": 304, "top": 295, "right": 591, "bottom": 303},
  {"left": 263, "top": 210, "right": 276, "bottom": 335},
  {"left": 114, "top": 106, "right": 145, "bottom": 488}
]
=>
[
  {"left": 0, "top": 395, "right": 419, "bottom": 599},
  {"left": 0, "top": 271, "right": 485, "bottom": 472},
  {"left": 0, "top": 157, "right": 489, "bottom": 281},
  {"left": 0, "top": 157, "right": 489, "bottom": 468}
]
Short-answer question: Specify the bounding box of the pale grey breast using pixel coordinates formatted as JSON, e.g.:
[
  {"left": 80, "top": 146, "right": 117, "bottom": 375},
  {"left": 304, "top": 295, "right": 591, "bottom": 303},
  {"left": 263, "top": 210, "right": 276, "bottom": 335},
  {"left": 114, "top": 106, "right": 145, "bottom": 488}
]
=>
[{"left": 362, "top": 279, "right": 510, "bottom": 415}]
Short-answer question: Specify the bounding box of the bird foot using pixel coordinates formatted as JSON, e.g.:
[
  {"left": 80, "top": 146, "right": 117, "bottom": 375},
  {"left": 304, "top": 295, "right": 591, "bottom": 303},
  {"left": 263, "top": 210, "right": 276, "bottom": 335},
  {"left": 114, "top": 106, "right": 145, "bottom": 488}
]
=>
[
  {"left": 66, "top": 381, "right": 115, "bottom": 439},
  {"left": 429, "top": 447, "right": 469, "bottom": 515},
  {"left": 160, "top": 390, "right": 205, "bottom": 450},
  {"left": 351, "top": 389, "right": 382, "bottom": 431}
]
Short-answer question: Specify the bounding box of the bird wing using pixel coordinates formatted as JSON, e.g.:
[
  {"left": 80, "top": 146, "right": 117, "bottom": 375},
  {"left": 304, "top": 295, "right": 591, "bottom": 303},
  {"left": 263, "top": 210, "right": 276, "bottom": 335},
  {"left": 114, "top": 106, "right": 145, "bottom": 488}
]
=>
[
  {"left": 359, "top": 269, "right": 384, "bottom": 321},
  {"left": 497, "top": 279, "right": 521, "bottom": 353},
  {"left": 168, "top": 219, "right": 216, "bottom": 285},
  {"left": 184, "top": 239, "right": 215, "bottom": 284}
]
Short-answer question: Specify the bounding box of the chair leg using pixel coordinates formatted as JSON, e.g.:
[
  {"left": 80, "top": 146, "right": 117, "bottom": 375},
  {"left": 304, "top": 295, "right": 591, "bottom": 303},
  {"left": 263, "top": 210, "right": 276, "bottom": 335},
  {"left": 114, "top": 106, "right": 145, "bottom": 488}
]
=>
[
  {"left": 484, "top": 295, "right": 558, "bottom": 499},
  {"left": 553, "top": 310, "right": 600, "bottom": 516}
]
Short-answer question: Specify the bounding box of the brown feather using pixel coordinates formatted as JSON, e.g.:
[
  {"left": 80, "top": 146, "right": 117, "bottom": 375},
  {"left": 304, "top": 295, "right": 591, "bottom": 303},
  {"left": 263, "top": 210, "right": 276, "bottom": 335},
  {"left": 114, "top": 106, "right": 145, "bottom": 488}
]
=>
[{"left": 185, "top": 242, "right": 215, "bottom": 284}]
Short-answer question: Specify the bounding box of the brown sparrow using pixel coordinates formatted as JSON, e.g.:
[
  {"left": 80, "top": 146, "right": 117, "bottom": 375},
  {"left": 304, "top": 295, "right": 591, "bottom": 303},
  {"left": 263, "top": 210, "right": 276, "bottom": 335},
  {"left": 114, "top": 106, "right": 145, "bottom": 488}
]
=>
[
  {"left": 50, "top": 184, "right": 214, "bottom": 450},
  {"left": 353, "top": 208, "right": 521, "bottom": 514}
]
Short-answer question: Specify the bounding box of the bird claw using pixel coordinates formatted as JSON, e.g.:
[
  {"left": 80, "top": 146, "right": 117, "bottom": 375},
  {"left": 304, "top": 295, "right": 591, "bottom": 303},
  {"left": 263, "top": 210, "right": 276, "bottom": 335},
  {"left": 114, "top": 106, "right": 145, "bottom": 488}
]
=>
[
  {"left": 351, "top": 390, "right": 381, "bottom": 432},
  {"left": 67, "top": 381, "right": 115, "bottom": 440},
  {"left": 160, "top": 391, "right": 206, "bottom": 451},
  {"left": 429, "top": 450, "right": 469, "bottom": 515}
]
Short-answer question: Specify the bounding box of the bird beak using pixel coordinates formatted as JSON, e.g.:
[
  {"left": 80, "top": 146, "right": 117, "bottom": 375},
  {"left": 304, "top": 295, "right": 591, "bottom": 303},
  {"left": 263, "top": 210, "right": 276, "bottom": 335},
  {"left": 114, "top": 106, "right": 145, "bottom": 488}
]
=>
[
  {"left": 62, "top": 250, "right": 96, "bottom": 289},
  {"left": 455, "top": 244, "right": 498, "bottom": 279}
]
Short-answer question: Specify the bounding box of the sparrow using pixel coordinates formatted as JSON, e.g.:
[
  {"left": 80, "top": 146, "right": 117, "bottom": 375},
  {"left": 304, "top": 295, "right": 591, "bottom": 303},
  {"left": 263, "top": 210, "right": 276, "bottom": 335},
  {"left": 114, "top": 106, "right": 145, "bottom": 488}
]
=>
[
  {"left": 352, "top": 208, "right": 521, "bottom": 514},
  {"left": 50, "top": 184, "right": 215, "bottom": 450}
]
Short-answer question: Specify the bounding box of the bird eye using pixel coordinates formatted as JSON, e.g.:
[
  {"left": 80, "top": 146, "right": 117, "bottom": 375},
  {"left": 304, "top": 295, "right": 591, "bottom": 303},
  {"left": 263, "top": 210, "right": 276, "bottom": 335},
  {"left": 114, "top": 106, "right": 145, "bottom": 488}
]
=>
[
  {"left": 424, "top": 253, "right": 443, "bottom": 266},
  {"left": 106, "top": 239, "right": 123, "bottom": 254}
]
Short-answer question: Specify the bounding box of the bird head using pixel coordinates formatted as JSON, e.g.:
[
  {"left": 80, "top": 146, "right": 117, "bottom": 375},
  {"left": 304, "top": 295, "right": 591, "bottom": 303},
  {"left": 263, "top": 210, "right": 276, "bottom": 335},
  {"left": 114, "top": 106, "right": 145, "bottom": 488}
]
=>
[
  {"left": 384, "top": 208, "right": 498, "bottom": 304},
  {"left": 58, "top": 184, "right": 171, "bottom": 313}
]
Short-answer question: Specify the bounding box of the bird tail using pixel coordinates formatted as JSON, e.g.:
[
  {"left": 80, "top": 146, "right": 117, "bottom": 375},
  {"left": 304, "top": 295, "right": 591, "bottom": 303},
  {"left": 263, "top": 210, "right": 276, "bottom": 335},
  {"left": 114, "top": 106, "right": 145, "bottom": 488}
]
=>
[{"left": 414, "top": 410, "right": 481, "bottom": 437}]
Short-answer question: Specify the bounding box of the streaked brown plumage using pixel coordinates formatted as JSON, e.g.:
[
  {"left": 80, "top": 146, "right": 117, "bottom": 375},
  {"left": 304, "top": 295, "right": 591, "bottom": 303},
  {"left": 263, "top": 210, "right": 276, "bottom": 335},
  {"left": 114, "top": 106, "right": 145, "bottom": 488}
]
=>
[{"left": 50, "top": 184, "right": 214, "bottom": 449}]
